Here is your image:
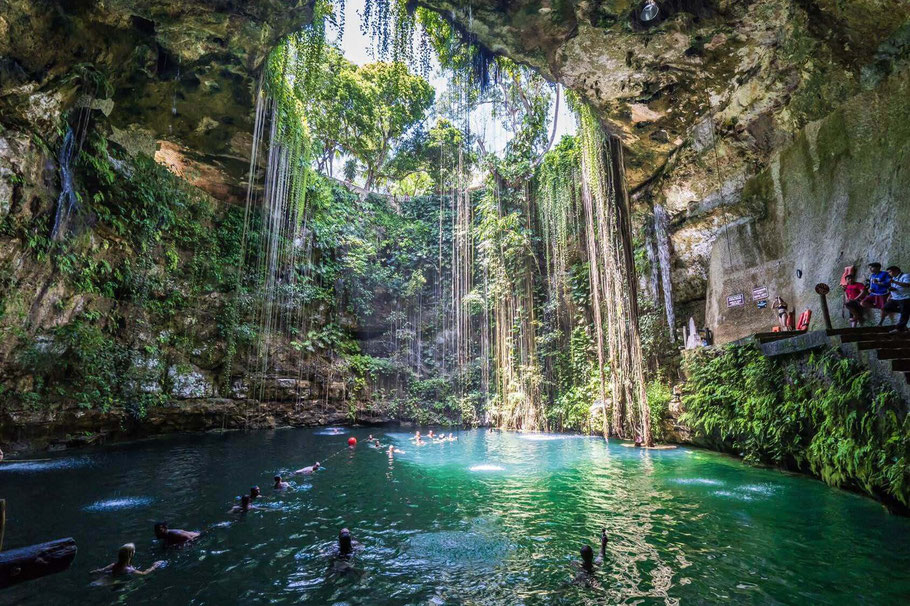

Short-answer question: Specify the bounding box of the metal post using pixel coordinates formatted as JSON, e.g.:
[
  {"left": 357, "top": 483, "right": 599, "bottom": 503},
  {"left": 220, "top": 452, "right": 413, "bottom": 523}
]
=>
[{"left": 816, "top": 283, "right": 833, "bottom": 330}]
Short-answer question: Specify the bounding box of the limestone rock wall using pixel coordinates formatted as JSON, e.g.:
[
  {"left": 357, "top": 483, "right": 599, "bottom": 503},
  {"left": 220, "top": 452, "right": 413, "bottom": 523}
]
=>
[
  {"left": 705, "top": 67, "right": 910, "bottom": 343},
  {"left": 0, "top": 0, "right": 314, "bottom": 200},
  {"left": 422, "top": 0, "right": 910, "bottom": 337}
]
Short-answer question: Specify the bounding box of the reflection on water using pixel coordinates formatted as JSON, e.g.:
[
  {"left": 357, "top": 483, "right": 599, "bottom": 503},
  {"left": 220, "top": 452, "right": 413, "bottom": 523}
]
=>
[
  {"left": 0, "top": 456, "right": 93, "bottom": 472},
  {"left": 84, "top": 497, "right": 154, "bottom": 512},
  {"left": 3, "top": 428, "right": 910, "bottom": 605}
]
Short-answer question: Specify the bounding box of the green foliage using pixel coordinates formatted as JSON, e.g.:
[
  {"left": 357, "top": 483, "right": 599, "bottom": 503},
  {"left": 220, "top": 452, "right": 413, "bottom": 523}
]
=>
[
  {"left": 646, "top": 378, "right": 673, "bottom": 442},
  {"left": 682, "top": 345, "right": 910, "bottom": 507},
  {"left": 307, "top": 48, "right": 435, "bottom": 188},
  {"left": 17, "top": 313, "right": 164, "bottom": 417}
]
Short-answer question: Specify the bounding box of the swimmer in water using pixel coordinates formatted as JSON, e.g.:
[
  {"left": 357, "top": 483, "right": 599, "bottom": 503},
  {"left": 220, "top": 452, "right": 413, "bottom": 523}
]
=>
[
  {"left": 387, "top": 445, "right": 404, "bottom": 455},
  {"left": 427, "top": 430, "right": 435, "bottom": 439},
  {"left": 572, "top": 545, "right": 602, "bottom": 588},
  {"left": 274, "top": 475, "right": 289, "bottom": 490},
  {"left": 154, "top": 522, "right": 200, "bottom": 547},
  {"left": 294, "top": 461, "right": 321, "bottom": 475},
  {"left": 91, "top": 543, "right": 164, "bottom": 577},
  {"left": 228, "top": 494, "right": 256, "bottom": 514},
  {"left": 327, "top": 528, "right": 363, "bottom": 576},
  {"left": 449, "top": 433, "right": 457, "bottom": 441},
  {"left": 250, "top": 486, "right": 261, "bottom": 501},
  {"left": 337, "top": 528, "right": 360, "bottom": 557},
  {"left": 410, "top": 431, "right": 421, "bottom": 442}
]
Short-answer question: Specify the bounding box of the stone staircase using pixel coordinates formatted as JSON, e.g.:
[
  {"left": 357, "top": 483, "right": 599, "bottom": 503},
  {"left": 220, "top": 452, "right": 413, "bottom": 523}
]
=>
[
  {"left": 748, "top": 326, "right": 910, "bottom": 402},
  {"left": 827, "top": 327, "right": 910, "bottom": 395}
]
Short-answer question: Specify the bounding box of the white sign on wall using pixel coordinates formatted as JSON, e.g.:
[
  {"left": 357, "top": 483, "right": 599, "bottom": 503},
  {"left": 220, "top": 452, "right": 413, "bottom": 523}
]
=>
[{"left": 726, "top": 293, "right": 745, "bottom": 308}]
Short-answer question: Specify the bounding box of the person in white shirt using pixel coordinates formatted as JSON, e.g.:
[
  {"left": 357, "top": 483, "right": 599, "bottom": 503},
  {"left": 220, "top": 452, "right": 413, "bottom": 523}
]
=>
[{"left": 885, "top": 266, "right": 910, "bottom": 332}]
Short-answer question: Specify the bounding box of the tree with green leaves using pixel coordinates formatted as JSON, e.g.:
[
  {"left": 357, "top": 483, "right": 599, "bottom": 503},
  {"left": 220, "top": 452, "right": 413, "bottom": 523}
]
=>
[{"left": 310, "top": 53, "right": 434, "bottom": 189}]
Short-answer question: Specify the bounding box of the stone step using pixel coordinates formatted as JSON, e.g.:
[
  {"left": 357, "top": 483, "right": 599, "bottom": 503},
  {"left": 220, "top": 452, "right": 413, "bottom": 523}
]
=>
[
  {"left": 827, "top": 326, "right": 899, "bottom": 336},
  {"left": 755, "top": 331, "right": 804, "bottom": 342},
  {"left": 839, "top": 333, "right": 910, "bottom": 345},
  {"left": 892, "top": 359, "right": 910, "bottom": 372},
  {"left": 856, "top": 338, "right": 910, "bottom": 350}
]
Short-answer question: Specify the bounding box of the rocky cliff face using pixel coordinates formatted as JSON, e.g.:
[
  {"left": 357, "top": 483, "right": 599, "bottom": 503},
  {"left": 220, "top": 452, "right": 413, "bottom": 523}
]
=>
[
  {"left": 1, "top": 0, "right": 314, "bottom": 200},
  {"left": 706, "top": 67, "right": 910, "bottom": 343},
  {"left": 2, "top": 0, "right": 909, "bottom": 449},
  {"left": 422, "top": 0, "right": 910, "bottom": 335}
]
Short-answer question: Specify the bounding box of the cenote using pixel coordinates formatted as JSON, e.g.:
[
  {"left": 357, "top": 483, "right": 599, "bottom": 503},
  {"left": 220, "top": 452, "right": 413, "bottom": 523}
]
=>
[
  {"left": 3, "top": 428, "right": 910, "bottom": 604},
  {"left": 3, "top": 0, "right": 910, "bottom": 602}
]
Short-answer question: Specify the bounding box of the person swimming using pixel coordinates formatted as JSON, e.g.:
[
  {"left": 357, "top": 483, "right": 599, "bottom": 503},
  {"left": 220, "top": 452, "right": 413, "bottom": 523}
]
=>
[
  {"left": 274, "top": 475, "right": 289, "bottom": 490},
  {"left": 326, "top": 528, "right": 363, "bottom": 577},
  {"left": 337, "top": 528, "right": 359, "bottom": 557},
  {"left": 228, "top": 494, "right": 256, "bottom": 514},
  {"left": 294, "top": 461, "right": 321, "bottom": 475},
  {"left": 250, "top": 486, "right": 261, "bottom": 501},
  {"left": 572, "top": 544, "right": 602, "bottom": 588},
  {"left": 91, "top": 543, "right": 164, "bottom": 577},
  {"left": 448, "top": 433, "right": 457, "bottom": 441},
  {"left": 387, "top": 445, "right": 404, "bottom": 455},
  {"left": 410, "top": 431, "right": 421, "bottom": 442},
  {"left": 154, "top": 522, "right": 200, "bottom": 546},
  {"left": 572, "top": 529, "right": 607, "bottom": 587}
]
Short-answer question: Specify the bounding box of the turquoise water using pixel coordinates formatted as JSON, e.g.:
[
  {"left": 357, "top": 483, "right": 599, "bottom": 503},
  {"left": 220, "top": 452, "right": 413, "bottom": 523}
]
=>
[{"left": 2, "top": 428, "right": 910, "bottom": 604}]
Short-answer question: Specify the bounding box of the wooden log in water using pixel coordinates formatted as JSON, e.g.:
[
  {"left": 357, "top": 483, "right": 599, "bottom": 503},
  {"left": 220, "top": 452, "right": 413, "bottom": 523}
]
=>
[{"left": 0, "top": 538, "right": 77, "bottom": 589}]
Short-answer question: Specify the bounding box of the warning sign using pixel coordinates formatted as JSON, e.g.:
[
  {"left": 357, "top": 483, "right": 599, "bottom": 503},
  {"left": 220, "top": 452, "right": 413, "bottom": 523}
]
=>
[
  {"left": 726, "top": 293, "right": 745, "bottom": 308},
  {"left": 752, "top": 286, "right": 769, "bottom": 301}
]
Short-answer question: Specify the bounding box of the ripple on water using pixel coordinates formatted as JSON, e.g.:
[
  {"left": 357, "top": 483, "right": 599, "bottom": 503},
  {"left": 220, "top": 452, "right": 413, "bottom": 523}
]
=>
[
  {"left": 671, "top": 478, "right": 723, "bottom": 486},
  {"left": 469, "top": 464, "right": 505, "bottom": 472},
  {"left": 738, "top": 484, "right": 778, "bottom": 496},
  {"left": 406, "top": 529, "right": 512, "bottom": 567},
  {"left": 84, "top": 497, "right": 153, "bottom": 512},
  {"left": 714, "top": 490, "right": 755, "bottom": 502},
  {"left": 0, "top": 457, "right": 92, "bottom": 472},
  {"left": 518, "top": 433, "right": 589, "bottom": 441},
  {"left": 313, "top": 428, "right": 346, "bottom": 436}
]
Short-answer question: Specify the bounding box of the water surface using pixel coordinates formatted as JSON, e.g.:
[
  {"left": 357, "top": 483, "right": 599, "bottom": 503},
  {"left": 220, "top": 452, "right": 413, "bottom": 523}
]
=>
[{"left": 2, "top": 428, "right": 909, "bottom": 604}]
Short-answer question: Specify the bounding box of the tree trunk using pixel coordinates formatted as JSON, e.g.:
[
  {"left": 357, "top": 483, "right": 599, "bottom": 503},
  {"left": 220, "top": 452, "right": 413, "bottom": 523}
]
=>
[{"left": 0, "top": 538, "right": 77, "bottom": 589}]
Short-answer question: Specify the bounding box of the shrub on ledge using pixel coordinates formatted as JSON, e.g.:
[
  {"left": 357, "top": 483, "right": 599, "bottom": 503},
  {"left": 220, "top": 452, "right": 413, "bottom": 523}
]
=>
[{"left": 681, "top": 344, "right": 910, "bottom": 509}]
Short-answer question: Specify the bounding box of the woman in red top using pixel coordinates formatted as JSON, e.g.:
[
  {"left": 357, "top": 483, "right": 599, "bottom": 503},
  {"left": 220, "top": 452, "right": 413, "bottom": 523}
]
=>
[{"left": 843, "top": 273, "right": 867, "bottom": 327}]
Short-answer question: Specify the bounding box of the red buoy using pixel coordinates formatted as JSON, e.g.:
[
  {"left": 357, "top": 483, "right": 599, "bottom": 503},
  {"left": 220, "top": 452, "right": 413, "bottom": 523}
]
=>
[{"left": 348, "top": 437, "right": 357, "bottom": 446}]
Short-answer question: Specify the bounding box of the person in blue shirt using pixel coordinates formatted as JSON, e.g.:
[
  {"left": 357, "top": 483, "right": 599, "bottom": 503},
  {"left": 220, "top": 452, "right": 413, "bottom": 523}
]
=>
[
  {"left": 884, "top": 265, "right": 910, "bottom": 332},
  {"left": 861, "top": 262, "right": 893, "bottom": 325}
]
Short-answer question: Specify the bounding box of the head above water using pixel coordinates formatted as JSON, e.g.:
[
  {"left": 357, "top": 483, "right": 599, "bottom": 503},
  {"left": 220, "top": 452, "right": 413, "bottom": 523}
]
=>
[
  {"left": 117, "top": 543, "right": 136, "bottom": 566},
  {"left": 314, "top": 461, "right": 321, "bottom": 470},
  {"left": 154, "top": 521, "right": 168, "bottom": 538},
  {"left": 240, "top": 494, "right": 251, "bottom": 509},
  {"left": 274, "top": 475, "right": 282, "bottom": 483},
  {"left": 250, "top": 486, "right": 261, "bottom": 499},
  {"left": 339, "top": 528, "right": 353, "bottom": 555},
  {"left": 580, "top": 545, "right": 594, "bottom": 570}
]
